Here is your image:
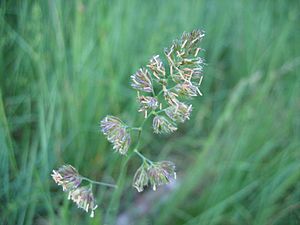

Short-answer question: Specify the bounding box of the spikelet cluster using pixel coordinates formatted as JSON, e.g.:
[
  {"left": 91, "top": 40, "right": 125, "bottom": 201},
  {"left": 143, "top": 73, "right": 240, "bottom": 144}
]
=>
[
  {"left": 164, "top": 30, "right": 204, "bottom": 85},
  {"left": 131, "top": 68, "right": 153, "bottom": 93},
  {"left": 51, "top": 165, "right": 82, "bottom": 191},
  {"left": 165, "top": 103, "right": 192, "bottom": 123},
  {"left": 68, "top": 186, "right": 98, "bottom": 218},
  {"left": 130, "top": 30, "right": 205, "bottom": 134},
  {"left": 52, "top": 165, "right": 98, "bottom": 217},
  {"left": 138, "top": 95, "right": 159, "bottom": 118},
  {"left": 152, "top": 115, "right": 177, "bottom": 134},
  {"left": 132, "top": 163, "right": 149, "bottom": 192},
  {"left": 133, "top": 161, "right": 176, "bottom": 192},
  {"left": 100, "top": 116, "right": 131, "bottom": 154}
]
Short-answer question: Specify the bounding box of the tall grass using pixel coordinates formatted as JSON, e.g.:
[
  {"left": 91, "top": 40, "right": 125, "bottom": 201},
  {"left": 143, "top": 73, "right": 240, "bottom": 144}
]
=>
[{"left": 0, "top": 0, "right": 299, "bottom": 224}]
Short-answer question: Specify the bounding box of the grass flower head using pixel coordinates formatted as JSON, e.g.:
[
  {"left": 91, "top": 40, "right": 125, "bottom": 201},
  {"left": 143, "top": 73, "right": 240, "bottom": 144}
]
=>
[
  {"left": 165, "top": 102, "right": 192, "bottom": 123},
  {"left": 148, "top": 161, "right": 176, "bottom": 191},
  {"left": 138, "top": 95, "right": 159, "bottom": 118},
  {"left": 68, "top": 186, "right": 98, "bottom": 218},
  {"left": 101, "top": 116, "right": 131, "bottom": 154},
  {"left": 152, "top": 115, "right": 177, "bottom": 134},
  {"left": 131, "top": 68, "right": 153, "bottom": 93},
  {"left": 132, "top": 163, "right": 149, "bottom": 192},
  {"left": 51, "top": 165, "right": 82, "bottom": 191}
]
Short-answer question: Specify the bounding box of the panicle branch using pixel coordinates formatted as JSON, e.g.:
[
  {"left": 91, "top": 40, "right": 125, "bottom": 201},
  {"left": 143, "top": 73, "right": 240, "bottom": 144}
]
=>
[{"left": 51, "top": 165, "right": 116, "bottom": 217}]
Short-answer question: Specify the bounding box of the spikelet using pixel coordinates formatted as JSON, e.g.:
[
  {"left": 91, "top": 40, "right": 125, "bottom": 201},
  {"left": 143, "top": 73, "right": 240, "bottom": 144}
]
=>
[
  {"left": 51, "top": 165, "right": 82, "bottom": 191},
  {"left": 131, "top": 68, "right": 153, "bottom": 93},
  {"left": 148, "top": 161, "right": 176, "bottom": 191},
  {"left": 152, "top": 115, "right": 177, "bottom": 134},
  {"left": 165, "top": 102, "right": 192, "bottom": 123},
  {"left": 68, "top": 186, "right": 98, "bottom": 217},
  {"left": 100, "top": 116, "right": 131, "bottom": 154},
  {"left": 138, "top": 95, "right": 158, "bottom": 118},
  {"left": 132, "top": 163, "right": 149, "bottom": 192}
]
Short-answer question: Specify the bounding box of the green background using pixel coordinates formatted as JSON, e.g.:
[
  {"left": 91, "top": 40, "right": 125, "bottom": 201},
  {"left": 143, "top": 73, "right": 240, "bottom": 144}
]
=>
[{"left": 1, "top": 0, "right": 299, "bottom": 224}]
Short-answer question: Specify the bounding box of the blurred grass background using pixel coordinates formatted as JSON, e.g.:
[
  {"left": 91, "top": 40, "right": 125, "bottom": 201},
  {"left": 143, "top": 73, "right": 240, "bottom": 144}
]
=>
[{"left": 1, "top": 0, "right": 300, "bottom": 224}]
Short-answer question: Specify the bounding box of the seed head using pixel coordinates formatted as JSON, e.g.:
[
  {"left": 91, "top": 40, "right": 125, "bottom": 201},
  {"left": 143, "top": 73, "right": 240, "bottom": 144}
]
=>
[
  {"left": 152, "top": 115, "right": 177, "bottom": 134},
  {"left": 147, "top": 55, "right": 166, "bottom": 80},
  {"left": 132, "top": 163, "right": 149, "bottom": 192},
  {"left": 100, "top": 116, "right": 131, "bottom": 154},
  {"left": 131, "top": 68, "right": 153, "bottom": 93},
  {"left": 148, "top": 161, "right": 176, "bottom": 191},
  {"left": 165, "top": 102, "right": 192, "bottom": 123},
  {"left": 68, "top": 186, "right": 98, "bottom": 217},
  {"left": 51, "top": 165, "right": 82, "bottom": 191}
]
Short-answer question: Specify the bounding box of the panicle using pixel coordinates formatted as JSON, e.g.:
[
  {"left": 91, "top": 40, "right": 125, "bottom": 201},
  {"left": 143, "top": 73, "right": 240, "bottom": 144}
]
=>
[
  {"left": 138, "top": 96, "right": 158, "bottom": 118},
  {"left": 148, "top": 161, "right": 176, "bottom": 191},
  {"left": 100, "top": 116, "right": 131, "bottom": 154},
  {"left": 68, "top": 186, "right": 98, "bottom": 218},
  {"left": 165, "top": 102, "right": 192, "bottom": 123},
  {"left": 51, "top": 165, "right": 82, "bottom": 191},
  {"left": 132, "top": 163, "right": 149, "bottom": 192},
  {"left": 131, "top": 68, "right": 153, "bottom": 93},
  {"left": 152, "top": 115, "right": 177, "bottom": 134},
  {"left": 147, "top": 55, "right": 166, "bottom": 80}
]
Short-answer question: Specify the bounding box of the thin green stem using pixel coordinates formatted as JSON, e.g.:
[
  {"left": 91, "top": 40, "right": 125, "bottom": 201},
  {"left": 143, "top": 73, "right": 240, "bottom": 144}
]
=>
[
  {"left": 133, "top": 125, "right": 142, "bottom": 149},
  {"left": 157, "top": 89, "right": 164, "bottom": 97},
  {"left": 134, "top": 149, "right": 153, "bottom": 165},
  {"left": 133, "top": 110, "right": 155, "bottom": 148},
  {"left": 105, "top": 152, "right": 132, "bottom": 223},
  {"left": 155, "top": 109, "right": 165, "bottom": 114},
  {"left": 81, "top": 177, "right": 117, "bottom": 188},
  {"left": 152, "top": 88, "right": 156, "bottom": 97},
  {"left": 128, "top": 110, "right": 156, "bottom": 164},
  {"left": 130, "top": 127, "right": 142, "bottom": 131}
]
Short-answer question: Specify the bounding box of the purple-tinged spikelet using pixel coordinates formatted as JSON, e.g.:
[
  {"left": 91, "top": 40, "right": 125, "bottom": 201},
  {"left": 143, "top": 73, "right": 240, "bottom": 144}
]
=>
[
  {"left": 138, "top": 95, "right": 158, "bottom": 118},
  {"left": 148, "top": 161, "right": 176, "bottom": 191},
  {"left": 68, "top": 186, "right": 98, "bottom": 217},
  {"left": 131, "top": 68, "right": 153, "bottom": 93},
  {"left": 51, "top": 165, "right": 82, "bottom": 191},
  {"left": 132, "top": 161, "right": 176, "bottom": 192},
  {"left": 132, "top": 163, "right": 149, "bottom": 192},
  {"left": 163, "top": 87, "right": 179, "bottom": 106},
  {"left": 174, "top": 81, "right": 202, "bottom": 97},
  {"left": 100, "top": 116, "right": 131, "bottom": 154},
  {"left": 165, "top": 102, "right": 192, "bottom": 123},
  {"left": 152, "top": 115, "right": 177, "bottom": 134}
]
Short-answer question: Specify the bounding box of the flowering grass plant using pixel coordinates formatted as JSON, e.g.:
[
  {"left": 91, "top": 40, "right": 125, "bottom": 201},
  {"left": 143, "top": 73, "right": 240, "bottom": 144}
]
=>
[{"left": 52, "top": 30, "right": 205, "bottom": 217}]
